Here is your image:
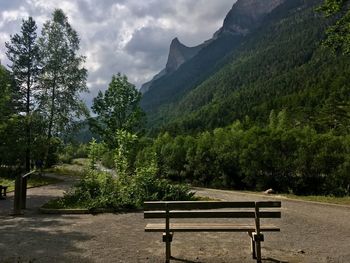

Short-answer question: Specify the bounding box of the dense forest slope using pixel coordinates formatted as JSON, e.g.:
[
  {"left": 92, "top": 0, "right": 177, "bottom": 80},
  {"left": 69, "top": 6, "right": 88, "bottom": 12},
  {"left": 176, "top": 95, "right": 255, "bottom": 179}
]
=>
[{"left": 141, "top": 0, "right": 350, "bottom": 135}]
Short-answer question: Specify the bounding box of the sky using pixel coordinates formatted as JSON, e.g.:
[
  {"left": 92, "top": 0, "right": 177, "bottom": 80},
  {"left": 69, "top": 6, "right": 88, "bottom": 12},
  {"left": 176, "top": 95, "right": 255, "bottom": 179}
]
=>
[{"left": 0, "top": 0, "right": 235, "bottom": 107}]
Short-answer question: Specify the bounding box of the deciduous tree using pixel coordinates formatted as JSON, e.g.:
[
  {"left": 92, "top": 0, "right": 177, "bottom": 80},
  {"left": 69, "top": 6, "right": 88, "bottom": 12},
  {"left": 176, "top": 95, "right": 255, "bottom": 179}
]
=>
[
  {"left": 91, "top": 73, "right": 144, "bottom": 149},
  {"left": 38, "top": 9, "right": 88, "bottom": 165}
]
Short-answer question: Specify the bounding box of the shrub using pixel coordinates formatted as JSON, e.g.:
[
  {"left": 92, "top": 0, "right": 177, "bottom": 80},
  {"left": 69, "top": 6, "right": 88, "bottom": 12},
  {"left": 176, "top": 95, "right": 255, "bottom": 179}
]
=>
[{"left": 45, "top": 165, "right": 194, "bottom": 210}]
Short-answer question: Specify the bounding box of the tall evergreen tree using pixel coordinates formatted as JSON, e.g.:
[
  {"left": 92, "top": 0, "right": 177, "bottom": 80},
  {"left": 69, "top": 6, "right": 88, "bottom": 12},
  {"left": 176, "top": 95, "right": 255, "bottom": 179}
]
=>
[
  {"left": 5, "top": 17, "right": 40, "bottom": 171},
  {"left": 38, "top": 9, "right": 88, "bottom": 165}
]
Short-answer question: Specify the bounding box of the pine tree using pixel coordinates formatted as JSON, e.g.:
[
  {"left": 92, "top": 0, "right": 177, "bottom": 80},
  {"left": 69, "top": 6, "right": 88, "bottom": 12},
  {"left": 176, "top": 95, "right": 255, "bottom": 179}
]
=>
[{"left": 5, "top": 17, "right": 40, "bottom": 171}]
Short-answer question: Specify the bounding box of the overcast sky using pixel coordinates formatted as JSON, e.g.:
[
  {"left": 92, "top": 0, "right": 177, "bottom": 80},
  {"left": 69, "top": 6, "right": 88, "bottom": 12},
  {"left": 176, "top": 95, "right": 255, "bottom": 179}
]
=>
[{"left": 0, "top": 0, "right": 235, "bottom": 107}]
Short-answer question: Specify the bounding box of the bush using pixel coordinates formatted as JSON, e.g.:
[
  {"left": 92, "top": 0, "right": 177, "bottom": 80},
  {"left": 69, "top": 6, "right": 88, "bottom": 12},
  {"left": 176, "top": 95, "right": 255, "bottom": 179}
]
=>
[
  {"left": 59, "top": 143, "right": 89, "bottom": 164},
  {"left": 45, "top": 165, "right": 194, "bottom": 210},
  {"left": 101, "top": 151, "right": 115, "bottom": 169}
]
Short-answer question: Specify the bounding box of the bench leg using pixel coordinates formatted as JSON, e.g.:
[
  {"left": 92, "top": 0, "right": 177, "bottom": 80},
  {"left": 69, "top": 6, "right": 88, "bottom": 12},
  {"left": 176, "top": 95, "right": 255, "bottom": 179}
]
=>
[
  {"left": 252, "top": 233, "right": 264, "bottom": 263},
  {"left": 248, "top": 232, "right": 256, "bottom": 259},
  {"left": 255, "top": 240, "right": 262, "bottom": 263},
  {"left": 251, "top": 236, "right": 257, "bottom": 259},
  {"left": 163, "top": 232, "right": 173, "bottom": 263}
]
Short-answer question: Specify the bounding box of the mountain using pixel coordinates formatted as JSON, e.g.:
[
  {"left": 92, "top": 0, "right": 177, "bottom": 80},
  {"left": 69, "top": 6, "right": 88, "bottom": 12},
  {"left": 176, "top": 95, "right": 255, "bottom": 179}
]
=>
[
  {"left": 141, "top": 0, "right": 350, "bottom": 134},
  {"left": 140, "top": 38, "right": 205, "bottom": 93},
  {"left": 140, "top": 0, "right": 286, "bottom": 122},
  {"left": 141, "top": 0, "right": 286, "bottom": 94},
  {"left": 166, "top": 38, "right": 205, "bottom": 73},
  {"left": 214, "top": 0, "right": 284, "bottom": 37}
]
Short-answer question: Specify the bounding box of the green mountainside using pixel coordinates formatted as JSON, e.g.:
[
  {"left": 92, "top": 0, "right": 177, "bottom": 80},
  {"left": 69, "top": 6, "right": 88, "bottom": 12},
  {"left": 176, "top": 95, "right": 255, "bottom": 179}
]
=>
[{"left": 141, "top": 0, "right": 350, "bottom": 135}]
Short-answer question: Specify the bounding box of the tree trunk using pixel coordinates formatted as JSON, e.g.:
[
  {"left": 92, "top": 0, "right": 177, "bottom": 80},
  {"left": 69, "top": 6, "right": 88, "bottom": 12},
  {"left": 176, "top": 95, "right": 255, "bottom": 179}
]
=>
[
  {"left": 45, "top": 79, "right": 56, "bottom": 167},
  {"left": 25, "top": 64, "right": 31, "bottom": 172}
]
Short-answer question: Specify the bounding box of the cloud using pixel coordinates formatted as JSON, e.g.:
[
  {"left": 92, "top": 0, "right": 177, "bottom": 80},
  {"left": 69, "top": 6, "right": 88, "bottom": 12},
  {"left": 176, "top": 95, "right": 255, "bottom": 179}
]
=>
[{"left": 0, "top": 0, "right": 235, "bottom": 108}]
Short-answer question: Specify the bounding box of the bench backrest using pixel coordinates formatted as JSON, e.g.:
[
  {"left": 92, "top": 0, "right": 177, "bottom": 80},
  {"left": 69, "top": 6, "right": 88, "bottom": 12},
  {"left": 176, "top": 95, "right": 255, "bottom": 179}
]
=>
[{"left": 144, "top": 201, "right": 281, "bottom": 219}]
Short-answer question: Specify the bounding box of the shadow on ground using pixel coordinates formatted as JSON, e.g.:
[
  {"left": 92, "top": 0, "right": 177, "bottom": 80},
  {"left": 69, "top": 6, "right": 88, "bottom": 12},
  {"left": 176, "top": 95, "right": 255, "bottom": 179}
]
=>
[{"left": 0, "top": 213, "right": 93, "bottom": 262}]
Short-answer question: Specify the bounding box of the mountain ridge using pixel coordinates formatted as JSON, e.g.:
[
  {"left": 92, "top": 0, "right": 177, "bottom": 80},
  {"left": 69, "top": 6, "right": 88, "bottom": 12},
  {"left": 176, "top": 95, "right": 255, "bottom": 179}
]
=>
[
  {"left": 140, "top": 38, "right": 205, "bottom": 93},
  {"left": 140, "top": 0, "right": 285, "bottom": 95}
]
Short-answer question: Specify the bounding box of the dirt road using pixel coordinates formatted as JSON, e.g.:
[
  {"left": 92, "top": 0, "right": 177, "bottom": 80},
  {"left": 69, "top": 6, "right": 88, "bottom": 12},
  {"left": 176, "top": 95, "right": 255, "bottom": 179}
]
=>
[
  {"left": 194, "top": 187, "right": 350, "bottom": 263},
  {"left": 1, "top": 180, "right": 349, "bottom": 262}
]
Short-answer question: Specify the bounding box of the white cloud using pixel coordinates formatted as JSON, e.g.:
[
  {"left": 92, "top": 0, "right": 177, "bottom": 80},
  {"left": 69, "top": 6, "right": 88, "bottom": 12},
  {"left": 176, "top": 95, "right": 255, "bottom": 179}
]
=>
[{"left": 0, "top": 0, "right": 235, "bottom": 108}]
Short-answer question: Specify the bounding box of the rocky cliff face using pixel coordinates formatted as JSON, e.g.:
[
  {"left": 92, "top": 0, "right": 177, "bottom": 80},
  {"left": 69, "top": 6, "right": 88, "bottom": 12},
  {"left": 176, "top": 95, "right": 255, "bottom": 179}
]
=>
[
  {"left": 165, "top": 38, "right": 204, "bottom": 73},
  {"left": 141, "top": 0, "right": 285, "bottom": 94},
  {"left": 140, "top": 38, "right": 205, "bottom": 93},
  {"left": 214, "top": 0, "right": 285, "bottom": 37}
]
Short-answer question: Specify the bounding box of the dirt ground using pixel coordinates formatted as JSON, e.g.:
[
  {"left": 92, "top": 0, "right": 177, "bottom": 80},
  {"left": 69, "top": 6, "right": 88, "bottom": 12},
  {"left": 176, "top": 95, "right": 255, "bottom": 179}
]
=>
[{"left": 1, "top": 176, "right": 350, "bottom": 263}]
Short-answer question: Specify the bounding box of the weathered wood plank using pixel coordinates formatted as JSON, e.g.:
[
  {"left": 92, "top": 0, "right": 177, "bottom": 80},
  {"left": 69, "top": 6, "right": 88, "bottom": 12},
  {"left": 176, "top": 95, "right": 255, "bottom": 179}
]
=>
[
  {"left": 256, "top": 201, "right": 281, "bottom": 208},
  {"left": 144, "top": 211, "right": 281, "bottom": 219},
  {"left": 145, "top": 223, "right": 280, "bottom": 232}
]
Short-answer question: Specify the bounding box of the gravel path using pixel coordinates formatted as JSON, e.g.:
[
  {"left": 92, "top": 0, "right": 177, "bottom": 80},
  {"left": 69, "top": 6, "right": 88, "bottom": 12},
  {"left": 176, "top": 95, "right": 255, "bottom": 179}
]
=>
[{"left": 1, "top": 179, "right": 350, "bottom": 263}]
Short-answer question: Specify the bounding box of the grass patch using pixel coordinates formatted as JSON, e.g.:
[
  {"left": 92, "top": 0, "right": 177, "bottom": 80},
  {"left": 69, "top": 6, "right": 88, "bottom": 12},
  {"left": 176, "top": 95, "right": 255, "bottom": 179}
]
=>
[
  {"left": 237, "top": 189, "right": 350, "bottom": 206},
  {"left": 194, "top": 195, "right": 221, "bottom": 201},
  {"left": 71, "top": 158, "right": 89, "bottom": 166},
  {"left": 280, "top": 194, "right": 350, "bottom": 206},
  {"left": 44, "top": 159, "right": 88, "bottom": 177},
  {"left": 0, "top": 174, "right": 62, "bottom": 192},
  {"left": 42, "top": 197, "right": 86, "bottom": 209}
]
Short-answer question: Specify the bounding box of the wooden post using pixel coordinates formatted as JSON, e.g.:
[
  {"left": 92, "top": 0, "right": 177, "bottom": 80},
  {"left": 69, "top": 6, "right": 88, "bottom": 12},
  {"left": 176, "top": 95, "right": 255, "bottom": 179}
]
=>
[
  {"left": 254, "top": 203, "right": 262, "bottom": 263},
  {"left": 165, "top": 202, "right": 171, "bottom": 263},
  {"left": 13, "top": 174, "right": 23, "bottom": 215},
  {"left": 21, "top": 176, "right": 27, "bottom": 209},
  {"left": 248, "top": 232, "right": 257, "bottom": 259}
]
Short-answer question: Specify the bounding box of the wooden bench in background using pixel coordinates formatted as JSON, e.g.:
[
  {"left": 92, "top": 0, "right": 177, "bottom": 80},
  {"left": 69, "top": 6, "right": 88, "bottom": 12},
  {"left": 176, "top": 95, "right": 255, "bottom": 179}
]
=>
[
  {"left": 0, "top": 185, "right": 8, "bottom": 200},
  {"left": 144, "top": 201, "right": 281, "bottom": 263}
]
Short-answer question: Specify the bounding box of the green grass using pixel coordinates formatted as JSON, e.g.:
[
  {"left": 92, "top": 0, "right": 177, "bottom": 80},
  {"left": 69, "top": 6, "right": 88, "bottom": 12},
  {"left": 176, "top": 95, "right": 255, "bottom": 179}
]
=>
[
  {"left": 237, "top": 190, "right": 350, "bottom": 206},
  {"left": 280, "top": 194, "right": 350, "bottom": 206},
  {"left": 0, "top": 174, "right": 62, "bottom": 192},
  {"left": 197, "top": 188, "right": 350, "bottom": 206},
  {"left": 44, "top": 158, "right": 88, "bottom": 177},
  {"left": 42, "top": 197, "right": 86, "bottom": 209}
]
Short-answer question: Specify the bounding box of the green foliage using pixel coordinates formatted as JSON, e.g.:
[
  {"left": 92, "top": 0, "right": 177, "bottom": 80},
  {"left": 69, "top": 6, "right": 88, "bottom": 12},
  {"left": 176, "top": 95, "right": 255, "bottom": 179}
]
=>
[
  {"left": 91, "top": 73, "right": 144, "bottom": 149},
  {"left": 146, "top": 117, "right": 350, "bottom": 196},
  {"left": 38, "top": 9, "right": 88, "bottom": 165},
  {"left": 114, "top": 130, "right": 138, "bottom": 176},
  {"left": 101, "top": 151, "right": 115, "bottom": 169},
  {"left": 0, "top": 65, "right": 25, "bottom": 166},
  {"left": 319, "top": 0, "right": 350, "bottom": 54},
  {"left": 46, "top": 163, "right": 194, "bottom": 210},
  {"left": 142, "top": 0, "right": 349, "bottom": 137},
  {"left": 1, "top": 10, "right": 89, "bottom": 169},
  {"left": 58, "top": 143, "right": 88, "bottom": 164},
  {"left": 88, "top": 139, "right": 106, "bottom": 170}
]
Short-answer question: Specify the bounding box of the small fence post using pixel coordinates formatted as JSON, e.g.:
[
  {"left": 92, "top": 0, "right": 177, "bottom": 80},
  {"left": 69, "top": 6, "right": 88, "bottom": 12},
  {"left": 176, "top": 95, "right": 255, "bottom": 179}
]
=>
[
  {"left": 13, "top": 173, "right": 23, "bottom": 215},
  {"left": 21, "top": 176, "right": 27, "bottom": 209}
]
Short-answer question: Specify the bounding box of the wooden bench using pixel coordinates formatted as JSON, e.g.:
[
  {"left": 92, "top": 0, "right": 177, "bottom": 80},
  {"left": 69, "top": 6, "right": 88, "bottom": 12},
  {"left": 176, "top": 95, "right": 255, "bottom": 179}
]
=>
[
  {"left": 0, "top": 185, "right": 8, "bottom": 200},
  {"left": 144, "top": 201, "right": 281, "bottom": 263}
]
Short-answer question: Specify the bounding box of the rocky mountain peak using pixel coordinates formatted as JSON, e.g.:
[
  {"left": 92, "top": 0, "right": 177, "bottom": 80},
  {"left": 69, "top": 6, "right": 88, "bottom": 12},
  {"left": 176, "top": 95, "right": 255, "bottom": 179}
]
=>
[
  {"left": 215, "top": 0, "right": 285, "bottom": 37},
  {"left": 141, "top": 0, "right": 285, "bottom": 94},
  {"left": 165, "top": 37, "right": 204, "bottom": 73}
]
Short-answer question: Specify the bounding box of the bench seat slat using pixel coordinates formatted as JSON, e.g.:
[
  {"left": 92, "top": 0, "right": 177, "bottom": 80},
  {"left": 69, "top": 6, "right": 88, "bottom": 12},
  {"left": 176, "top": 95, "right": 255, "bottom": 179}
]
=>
[
  {"left": 145, "top": 223, "right": 280, "bottom": 232},
  {"left": 144, "top": 211, "right": 281, "bottom": 219}
]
